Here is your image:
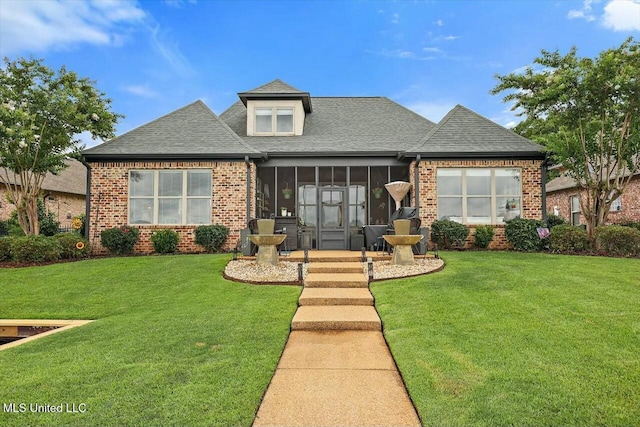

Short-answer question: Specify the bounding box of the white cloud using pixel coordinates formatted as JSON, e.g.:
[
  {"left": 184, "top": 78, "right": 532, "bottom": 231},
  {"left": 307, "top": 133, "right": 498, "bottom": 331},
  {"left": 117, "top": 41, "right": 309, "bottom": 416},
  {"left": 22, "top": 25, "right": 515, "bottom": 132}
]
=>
[
  {"left": 122, "top": 85, "right": 158, "bottom": 98},
  {"left": 603, "top": 0, "right": 640, "bottom": 31},
  {"left": 0, "top": 0, "right": 145, "bottom": 56},
  {"left": 423, "top": 47, "right": 442, "bottom": 53},
  {"left": 567, "top": 0, "right": 596, "bottom": 21},
  {"left": 434, "top": 19, "right": 444, "bottom": 26},
  {"left": 163, "top": 0, "right": 197, "bottom": 8},
  {"left": 148, "top": 25, "right": 194, "bottom": 76},
  {"left": 366, "top": 49, "right": 436, "bottom": 61},
  {"left": 404, "top": 101, "right": 456, "bottom": 122},
  {"left": 391, "top": 13, "right": 400, "bottom": 24}
]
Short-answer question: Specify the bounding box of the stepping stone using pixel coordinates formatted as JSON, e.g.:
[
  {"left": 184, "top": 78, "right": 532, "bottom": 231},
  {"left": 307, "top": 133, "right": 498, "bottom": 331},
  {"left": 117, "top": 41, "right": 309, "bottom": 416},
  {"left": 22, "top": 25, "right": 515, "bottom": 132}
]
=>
[
  {"left": 291, "top": 306, "right": 381, "bottom": 331},
  {"left": 304, "top": 273, "right": 368, "bottom": 288},
  {"left": 298, "top": 288, "right": 373, "bottom": 306},
  {"left": 307, "top": 262, "right": 363, "bottom": 274}
]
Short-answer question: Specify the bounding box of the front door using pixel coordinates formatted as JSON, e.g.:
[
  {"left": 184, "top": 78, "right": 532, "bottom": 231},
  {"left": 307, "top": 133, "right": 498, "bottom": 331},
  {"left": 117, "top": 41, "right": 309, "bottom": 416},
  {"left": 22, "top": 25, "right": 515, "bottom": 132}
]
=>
[{"left": 319, "top": 188, "right": 347, "bottom": 249}]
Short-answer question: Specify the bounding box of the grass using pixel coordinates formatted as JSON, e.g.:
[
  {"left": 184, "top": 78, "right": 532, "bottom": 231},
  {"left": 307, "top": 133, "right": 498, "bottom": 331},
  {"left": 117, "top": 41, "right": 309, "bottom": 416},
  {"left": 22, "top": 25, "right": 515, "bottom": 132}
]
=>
[
  {"left": 371, "top": 251, "right": 640, "bottom": 426},
  {"left": 0, "top": 254, "right": 301, "bottom": 427}
]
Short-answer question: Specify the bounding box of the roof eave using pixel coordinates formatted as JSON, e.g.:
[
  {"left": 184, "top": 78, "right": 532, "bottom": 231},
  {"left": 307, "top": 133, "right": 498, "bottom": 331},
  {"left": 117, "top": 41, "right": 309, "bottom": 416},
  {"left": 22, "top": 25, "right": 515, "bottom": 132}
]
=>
[
  {"left": 402, "top": 151, "right": 546, "bottom": 160},
  {"left": 261, "top": 151, "right": 404, "bottom": 158},
  {"left": 238, "top": 93, "right": 312, "bottom": 113},
  {"left": 83, "top": 152, "right": 265, "bottom": 162}
]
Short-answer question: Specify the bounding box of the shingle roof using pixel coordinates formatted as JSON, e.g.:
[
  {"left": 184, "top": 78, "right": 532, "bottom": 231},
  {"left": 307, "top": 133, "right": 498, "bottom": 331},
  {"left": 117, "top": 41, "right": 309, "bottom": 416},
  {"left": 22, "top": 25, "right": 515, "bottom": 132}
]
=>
[
  {"left": 546, "top": 175, "right": 579, "bottom": 192},
  {"left": 405, "top": 104, "right": 544, "bottom": 158},
  {"left": 1, "top": 159, "right": 86, "bottom": 195},
  {"left": 83, "top": 100, "right": 261, "bottom": 160},
  {"left": 238, "top": 79, "right": 312, "bottom": 113},
  {"left": 220, "top": 97, "right": 436, "bottom": 155}
]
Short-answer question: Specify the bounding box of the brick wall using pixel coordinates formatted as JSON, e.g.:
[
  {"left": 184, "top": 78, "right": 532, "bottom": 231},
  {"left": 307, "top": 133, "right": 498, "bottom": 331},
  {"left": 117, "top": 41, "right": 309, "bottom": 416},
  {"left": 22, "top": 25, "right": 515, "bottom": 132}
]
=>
[
  {"left": 410, "top": 159, "right": 544, "bottom": 249},
  {"left": 1, "top": 184, "right": 85, "bottom": 228},
  {"left": 87, "top": 160, "right": 255, "bottom": 254},
  {"left": 547, "top": 175, "right": 640, "bottom": 225}
]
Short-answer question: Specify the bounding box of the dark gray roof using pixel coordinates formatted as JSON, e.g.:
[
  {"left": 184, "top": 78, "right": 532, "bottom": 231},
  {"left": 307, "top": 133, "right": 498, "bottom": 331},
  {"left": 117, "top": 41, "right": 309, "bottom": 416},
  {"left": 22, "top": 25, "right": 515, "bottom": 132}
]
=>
[
  {"left": 238, "top": 79, "right": 312, "bottom": 113},
  {"left": 220, "top": 97, "right": 436, "bottom": 156},
  {"left": 405, "top": 104, "right": 544, "bottom": 158},
  {"left": 83, "top": 100, "right": 261, "bottom": 160},
  {"left": 546, "top": 175, "right": 579, "bottom": 192}
]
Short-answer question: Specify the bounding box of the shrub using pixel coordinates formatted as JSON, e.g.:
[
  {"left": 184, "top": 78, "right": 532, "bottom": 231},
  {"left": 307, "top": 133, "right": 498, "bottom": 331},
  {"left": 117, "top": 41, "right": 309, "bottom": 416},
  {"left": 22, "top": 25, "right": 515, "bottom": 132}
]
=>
[
  {"left": 505, "top": 217, "right": 547, "bottom": 251},
  {"left": 615, "top": 220, "right": 640, "bottom": 232},
  {"left": 595, "top": 225, "right": 640, "bottom": 257},
  {"left": 549, "top": 225, "right": 590, "bottom": 254},
  {"left": 473, "top": 225, "right": 495, "bottom": 249},
  {"left": 9, "top": 235, "right": 62, "bottom": 263},
  {"left": 53, "top": 233, "right": 91, "bottom": 259},
  {"left": 100, "top": 226, "right": 140, "bottom": 255},
  {"left": 194, "top": 224, "right": 229, "bottom": 252},
  {"left": 0, "top": 237, "right": 13, "bottom": 261},
  {"left": 6, "top": 197, "right": 60, "bottom": 236},
  {"left": 0, "top": 220, "right": 8, "bottom": 237},
  {"left": 546, "top": 214, "right": 567, "bottom": 229},
  {"left": 430, "top": 220, "right": 470, "bottom": 249},
  {"left": 151, "top": 229, "right": 180, "bottom": 254}
]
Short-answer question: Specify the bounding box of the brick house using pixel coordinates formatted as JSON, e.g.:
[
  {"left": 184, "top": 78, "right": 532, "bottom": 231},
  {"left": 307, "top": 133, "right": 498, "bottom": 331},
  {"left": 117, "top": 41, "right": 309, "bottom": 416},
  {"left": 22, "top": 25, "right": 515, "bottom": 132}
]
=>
[
  {"left": 1, "top": 159, "right": 86, "bottom": 230},
  {"left": 82, "top": 80, "right": 545, "bottom": 253},
  {"left": 546, "top": 172, "right": 640, "bottom": 226}
]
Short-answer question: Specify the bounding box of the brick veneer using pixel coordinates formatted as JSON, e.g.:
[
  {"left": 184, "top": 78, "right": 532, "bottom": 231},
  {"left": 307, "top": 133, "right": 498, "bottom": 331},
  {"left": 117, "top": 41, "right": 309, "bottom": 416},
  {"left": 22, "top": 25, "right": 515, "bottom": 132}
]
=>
[
  {"left": 87, "top": 161, "right": 255, "bottom": 254},
  {"left": 1, "top": 185, "right": 85, "bottom": 229},
  {"left": 546, "top": 175, "right": 640, "bottom": 225},
  {"left": 410, "top": 159, "right": 544, "bottom": 249}
]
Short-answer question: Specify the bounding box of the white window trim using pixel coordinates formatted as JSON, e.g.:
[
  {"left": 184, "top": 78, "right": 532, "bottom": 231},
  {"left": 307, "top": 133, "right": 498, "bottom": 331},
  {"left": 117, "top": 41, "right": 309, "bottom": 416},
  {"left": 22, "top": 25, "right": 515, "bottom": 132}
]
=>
[
  {"left": 253, "top": 107, "right": 295, "bottom": 136},
  {"left": 128, "top": 170, "right": 212, "bottom": 226},
  {"left": 437, "top": 168, "right": 522, "bottom": 225},
  {"left": 570, "top": 195, "right": 581, "bottom": 225}
]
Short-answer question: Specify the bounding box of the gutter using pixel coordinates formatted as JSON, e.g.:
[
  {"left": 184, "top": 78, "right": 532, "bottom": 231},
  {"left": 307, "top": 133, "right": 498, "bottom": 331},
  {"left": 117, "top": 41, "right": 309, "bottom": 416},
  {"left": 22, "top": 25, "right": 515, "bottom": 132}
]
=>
[
  {"left": 80, "top": 157, "right": 91, "bottom": 241},
  {"left": 541, "top": 154, "right": 549, "bottom": 221},
  {"left": 82, "top": 152, "right": 264, "bottom": 162},
  {"left": 414, "top": 154, "right": 421, "bottom": 212},
  {"left": 245, "top": 156, "right": 251, "bottom": 224}
]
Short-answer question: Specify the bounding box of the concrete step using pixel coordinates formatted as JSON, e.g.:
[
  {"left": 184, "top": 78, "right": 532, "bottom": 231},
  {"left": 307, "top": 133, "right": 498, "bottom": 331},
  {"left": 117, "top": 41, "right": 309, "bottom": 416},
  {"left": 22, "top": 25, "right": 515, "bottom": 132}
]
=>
[
  {"left": 291, "top": 306, "right": 381, "bottom": 331},
  {"left": 299, "top": 288, "right": 374, "bottom": 306},
  {"left": 304, "top": 273, "right": 368, "bottom": 288},
  {"left": 307, "top": 262, "right": 364, "bottom": 274}
]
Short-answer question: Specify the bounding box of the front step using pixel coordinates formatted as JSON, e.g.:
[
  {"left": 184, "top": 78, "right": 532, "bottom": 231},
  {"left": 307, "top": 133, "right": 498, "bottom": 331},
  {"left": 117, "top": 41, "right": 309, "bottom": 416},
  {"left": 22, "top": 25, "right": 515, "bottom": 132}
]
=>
[
  {"left": 304, "top": 273, "right": 369, "bottom": 288},
  {"left": 299, "top": 288, "right": 373, "bottom": 306},
  {"left": 307, "top": 262, "right": 363, "bottom": 274},
  {"left": 291, "top": 306, "right": 381, "bottom": 331}
]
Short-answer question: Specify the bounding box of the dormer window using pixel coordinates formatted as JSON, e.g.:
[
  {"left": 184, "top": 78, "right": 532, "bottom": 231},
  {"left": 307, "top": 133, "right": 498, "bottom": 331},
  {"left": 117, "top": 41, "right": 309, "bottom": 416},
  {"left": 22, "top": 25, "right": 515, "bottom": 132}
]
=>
[{"left": 255, "top": 107, "right": 294, "bottom": 134}]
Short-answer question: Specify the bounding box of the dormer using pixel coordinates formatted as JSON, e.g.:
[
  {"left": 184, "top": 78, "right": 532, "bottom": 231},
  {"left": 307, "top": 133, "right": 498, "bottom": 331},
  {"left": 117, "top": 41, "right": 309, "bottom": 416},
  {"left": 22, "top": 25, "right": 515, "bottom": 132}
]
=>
[{"left": 238, "top": 79, "right": 312, "bottom": 136}]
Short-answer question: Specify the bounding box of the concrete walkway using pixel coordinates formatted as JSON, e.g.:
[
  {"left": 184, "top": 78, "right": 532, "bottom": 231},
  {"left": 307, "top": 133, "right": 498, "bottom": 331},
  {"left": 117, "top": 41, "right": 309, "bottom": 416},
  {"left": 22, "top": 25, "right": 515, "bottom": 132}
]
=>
[{"left": 253, "top": 260, "right": 421, "bottom": 426}]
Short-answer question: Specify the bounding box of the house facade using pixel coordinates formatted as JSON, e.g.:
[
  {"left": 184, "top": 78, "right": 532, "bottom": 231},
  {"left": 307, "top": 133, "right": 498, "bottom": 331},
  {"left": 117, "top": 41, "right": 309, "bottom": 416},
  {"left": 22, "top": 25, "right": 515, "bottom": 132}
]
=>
[
  {"left": 82, "top": 80, "right": 545, "bottom": 253},
  {"left": 546, "top": 173, "right": 640, "bottom": 226},
  {"left": 0, "top": 159, "right": 87, "bottom": 230}
]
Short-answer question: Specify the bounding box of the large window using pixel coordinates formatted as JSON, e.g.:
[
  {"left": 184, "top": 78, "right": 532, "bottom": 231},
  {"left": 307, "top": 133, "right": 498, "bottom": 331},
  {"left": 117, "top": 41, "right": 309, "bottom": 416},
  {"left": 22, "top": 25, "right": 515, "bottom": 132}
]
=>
[
  {"left": 437, "top": 168, "right": 521, "bottom": 224},
  {"left": 255, "top": 108, "right": 294, "bottom": 134},
  {"left": 129, "top": 170, "right": 211, "bottom": 225},
  {"left": 570, "top": 195, "right": 581, "bottom": 225}
]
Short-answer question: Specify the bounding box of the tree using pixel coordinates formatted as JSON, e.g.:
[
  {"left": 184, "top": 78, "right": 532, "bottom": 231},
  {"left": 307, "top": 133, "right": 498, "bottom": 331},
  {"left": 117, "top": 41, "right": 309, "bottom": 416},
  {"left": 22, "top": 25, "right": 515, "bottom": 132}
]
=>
[
  {"left": 491, "top": 38, "right": 640, "bottom": 240},
  {"left": 0, "top": 57, "right": 122, "bottom": 235}
]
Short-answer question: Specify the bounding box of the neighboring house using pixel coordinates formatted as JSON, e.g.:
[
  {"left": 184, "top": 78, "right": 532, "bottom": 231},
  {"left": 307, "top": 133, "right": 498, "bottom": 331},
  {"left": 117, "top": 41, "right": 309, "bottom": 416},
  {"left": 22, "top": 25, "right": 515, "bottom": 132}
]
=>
[
  {"left": 0, "top": 159, "right": 87, "bottom": 229},
  {"left": 546, "top": 172, "right": 640, "bottom": 225},
  {"left": 82, "top": 79, "right": 545, "bottom": 253}
]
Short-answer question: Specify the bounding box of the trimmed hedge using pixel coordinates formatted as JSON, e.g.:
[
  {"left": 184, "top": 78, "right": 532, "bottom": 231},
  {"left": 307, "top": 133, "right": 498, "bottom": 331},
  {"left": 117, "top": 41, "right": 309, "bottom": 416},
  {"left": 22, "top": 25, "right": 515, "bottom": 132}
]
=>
[
  {"left": 549, "top": 225, "right": 590, "bottom": 254},
  {"left": 473, "top": 225, "right": 495, "bottom": 249},
  {"left": 9, "top": 235, "right": 63, "bottom": 263},
  {"left": 430, "top": 220, "right": 470, "bottom": 249},
  {"left": 595, "top": 225, "right": 640, "bottom": 257},
  {"left": 151, "top": 229, "right": 180, "bottom": 254},
  {"left": 100, "top": 226, "right": 140, "bottom": 255},
  {"left": 195, "top": 225, "right": 229, "bottom": 253},
  {"left": 0, "top": 237, "right": 13, "bottom": 261},
  {"left": 54, "top": 233, "right": 91, "bottom": 259},
  {"left": 505, "top": 217, "right": 547, "bottom": 251}
]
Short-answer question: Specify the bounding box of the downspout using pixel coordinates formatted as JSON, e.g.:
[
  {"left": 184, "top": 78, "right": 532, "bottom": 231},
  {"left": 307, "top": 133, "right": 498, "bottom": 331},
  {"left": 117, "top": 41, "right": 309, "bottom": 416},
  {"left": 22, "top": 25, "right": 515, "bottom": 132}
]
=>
[
  {"left": 414, "top": 154, "right": 421, "bottom": 212},
  {"left": 81, "top": 158, "right": 91, "bottom": 240},
  {"left": 245, "top": 156, "right": 251, "bottom": 224},
  {"left": 541, "top": 154, "right": 548, "bottom": 222}
]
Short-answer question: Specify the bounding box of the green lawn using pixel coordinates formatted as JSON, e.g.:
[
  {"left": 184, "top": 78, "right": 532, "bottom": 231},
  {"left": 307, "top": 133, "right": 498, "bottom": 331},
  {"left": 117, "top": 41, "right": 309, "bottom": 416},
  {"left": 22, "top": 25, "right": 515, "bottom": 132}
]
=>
[
  {"left": 0, "top": 255, "right": 301, "bottom": 427},
  {"left": 371, "top": 251, "right": 640, "bottom": 426}
]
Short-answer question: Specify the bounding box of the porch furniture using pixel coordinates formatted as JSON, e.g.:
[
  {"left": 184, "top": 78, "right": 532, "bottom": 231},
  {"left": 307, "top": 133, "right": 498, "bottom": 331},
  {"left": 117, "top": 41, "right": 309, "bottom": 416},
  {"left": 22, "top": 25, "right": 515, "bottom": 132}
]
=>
[{"left": 275, "top": 216, "right": 298, "bottom": 250}]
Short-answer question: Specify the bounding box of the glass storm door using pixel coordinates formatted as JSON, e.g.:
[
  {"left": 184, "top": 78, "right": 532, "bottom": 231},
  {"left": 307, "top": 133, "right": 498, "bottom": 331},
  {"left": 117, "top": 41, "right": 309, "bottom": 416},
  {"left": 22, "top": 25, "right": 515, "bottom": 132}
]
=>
[{"left": 319, "top": 188, "right": 347, "bottom": 249}]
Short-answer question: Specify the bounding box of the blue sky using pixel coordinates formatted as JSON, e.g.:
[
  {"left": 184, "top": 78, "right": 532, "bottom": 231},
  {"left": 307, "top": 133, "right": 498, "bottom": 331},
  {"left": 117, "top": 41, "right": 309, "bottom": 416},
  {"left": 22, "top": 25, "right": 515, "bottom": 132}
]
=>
[{"left": 1, "top": 0, "right": 639, "bottom": 148}]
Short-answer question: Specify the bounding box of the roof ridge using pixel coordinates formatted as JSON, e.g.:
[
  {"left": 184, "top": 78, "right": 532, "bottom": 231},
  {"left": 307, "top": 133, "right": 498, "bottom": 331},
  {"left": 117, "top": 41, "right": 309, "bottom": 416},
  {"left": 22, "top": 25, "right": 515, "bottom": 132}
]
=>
[
  {"left": 193, "top": 101, "right": 260, "bottom": 154},
  {"left": 242, "top": 78, "right": 305, "bottom": 94}
]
